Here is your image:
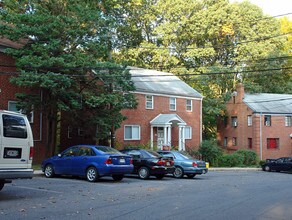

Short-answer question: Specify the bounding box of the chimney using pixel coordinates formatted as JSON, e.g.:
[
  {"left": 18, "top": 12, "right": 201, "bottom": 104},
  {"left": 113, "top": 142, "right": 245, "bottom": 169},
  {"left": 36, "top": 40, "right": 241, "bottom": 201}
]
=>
[{"left": 235, "top": 83, "right": 244, "bottom": 103}]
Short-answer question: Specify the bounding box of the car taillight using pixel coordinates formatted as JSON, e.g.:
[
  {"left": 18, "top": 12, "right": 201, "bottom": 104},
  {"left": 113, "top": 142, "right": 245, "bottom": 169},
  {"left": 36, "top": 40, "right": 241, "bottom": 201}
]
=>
[
  {"left": 29, "top": 147, "right": 34, "bottom": 160},
  {"left": 157, "top": 160, "right": 166, "bottom": 166},
  {"left": 192, "top": 162, "right": 197, "bottom": 167},
  {"left": 130, "top": 158, "right": 133, "bottom": 164},
  {"left": 170, "top": 161, "right": 174, "bottom": 166},
  {"left": 105, "top": 158, "right": 112, "bottom": 164}
]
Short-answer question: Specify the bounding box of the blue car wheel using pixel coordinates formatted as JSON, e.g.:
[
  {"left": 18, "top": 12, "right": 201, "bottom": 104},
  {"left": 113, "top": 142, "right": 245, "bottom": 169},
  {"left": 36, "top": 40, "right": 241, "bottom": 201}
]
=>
[
  {"left": 86, "top": 167, "right": 99, "bottom": 182},
  {"left": 44, "top": 164, "right": 55, "bottom": 178},
  {"left": 173, "top": 167, "right": 184, "bottom": 178}
]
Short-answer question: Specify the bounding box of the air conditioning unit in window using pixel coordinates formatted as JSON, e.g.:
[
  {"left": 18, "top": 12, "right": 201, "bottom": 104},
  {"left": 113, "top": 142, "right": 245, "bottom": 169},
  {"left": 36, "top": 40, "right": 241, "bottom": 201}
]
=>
[{"left": 234, "top": 121, "right": 237, "bottom": 127}]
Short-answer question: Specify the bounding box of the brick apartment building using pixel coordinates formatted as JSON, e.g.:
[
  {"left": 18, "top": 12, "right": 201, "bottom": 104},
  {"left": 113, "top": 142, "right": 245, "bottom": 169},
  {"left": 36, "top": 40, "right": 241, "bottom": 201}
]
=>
[
  {"left": 0, "top": 39, "right": 47, "bottom": 163},
  {"left": 1, "top": 37, "right": 203, "bottom": 161},
  {"left": 217, "top": 83, "right": 292, "bottom": 160},
  {"left": 115, "top": 67, "right": 203, "bottom": 151}
]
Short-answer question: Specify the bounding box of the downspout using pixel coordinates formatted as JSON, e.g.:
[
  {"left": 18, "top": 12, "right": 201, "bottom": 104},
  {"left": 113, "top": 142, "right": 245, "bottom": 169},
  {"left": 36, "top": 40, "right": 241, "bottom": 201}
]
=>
[
  {"left": 34, "top": 89, "right": 43, "bottom": 142},
  {"left": 260, "top": 112, "right": 263, "bottom": 160},
  {"left": 200, "top": 98, "right": 203, "bottom": 144}
]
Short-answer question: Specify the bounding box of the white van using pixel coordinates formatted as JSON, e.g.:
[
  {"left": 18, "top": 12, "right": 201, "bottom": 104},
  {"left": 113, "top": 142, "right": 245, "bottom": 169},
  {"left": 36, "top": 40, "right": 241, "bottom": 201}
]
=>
[{"left": 0, "top": 110, "right": 34, "bottom": 191}]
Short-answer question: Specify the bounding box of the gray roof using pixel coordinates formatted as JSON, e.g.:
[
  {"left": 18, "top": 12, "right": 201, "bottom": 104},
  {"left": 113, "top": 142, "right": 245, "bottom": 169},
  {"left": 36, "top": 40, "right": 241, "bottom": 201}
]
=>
[
  {"left": 150, "top": 114, "right": 186, "bottom": 126},
  {"left": 128, "top": 67, "right": 203, "bottom": 99},
  {"left": 243, "top": 93, "right": 292, "bottom": 114}
]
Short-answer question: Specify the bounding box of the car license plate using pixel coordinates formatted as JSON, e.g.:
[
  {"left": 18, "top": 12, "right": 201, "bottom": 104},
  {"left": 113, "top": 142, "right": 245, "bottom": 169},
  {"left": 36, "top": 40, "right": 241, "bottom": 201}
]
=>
[
  {"left": 119, "top": 158, "right": 125, "bottom": 163},
  {"left": 4, "top": 148, "right": 22, "bottom": 158},
  {"left": 166, "top": 162, "right": 170, "bottom": 166}
]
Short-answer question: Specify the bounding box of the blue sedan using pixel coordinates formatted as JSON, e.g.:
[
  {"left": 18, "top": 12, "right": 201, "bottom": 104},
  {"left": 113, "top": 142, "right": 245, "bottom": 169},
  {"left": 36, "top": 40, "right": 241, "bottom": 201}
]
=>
[
  {"left": 158, "top": 150, "right": 208, "bottom": 178},
  {"left": 42, "top": 145, "right": 134, "bottom": 182}
]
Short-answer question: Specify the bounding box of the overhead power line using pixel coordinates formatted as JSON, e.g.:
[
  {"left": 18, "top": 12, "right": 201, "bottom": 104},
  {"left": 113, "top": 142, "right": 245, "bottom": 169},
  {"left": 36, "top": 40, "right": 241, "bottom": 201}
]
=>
[
  {"left": 0, "top": 66, "right": 291, "bottom": 79},
  {"left": 136, "top": 32, "right": 291, "bottom": 50}
]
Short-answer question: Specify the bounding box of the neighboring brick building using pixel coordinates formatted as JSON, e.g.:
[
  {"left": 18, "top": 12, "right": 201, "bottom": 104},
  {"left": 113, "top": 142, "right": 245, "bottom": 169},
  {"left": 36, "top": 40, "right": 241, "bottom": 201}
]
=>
[
  {"left": 115, "top": 67, "right": 203, "bottom": 151},
  {"left": 0, "top": 39, "right": 47, "bottom": 164},
  {"left": 217, "top": 83, "right": 292, "bottom": 160}
]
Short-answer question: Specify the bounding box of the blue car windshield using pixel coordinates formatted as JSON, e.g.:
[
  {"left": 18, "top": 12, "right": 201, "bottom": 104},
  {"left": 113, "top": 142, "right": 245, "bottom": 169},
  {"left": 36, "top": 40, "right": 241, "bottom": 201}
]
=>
[
  {"left": 176, "top": 151, "right": 193, "bottom": 160},
  {"left": 94, "top": 146, "right": 122, "bottom": 155},
  {"left": 143, "top": 150, "right": 161, "bottom": 158}
]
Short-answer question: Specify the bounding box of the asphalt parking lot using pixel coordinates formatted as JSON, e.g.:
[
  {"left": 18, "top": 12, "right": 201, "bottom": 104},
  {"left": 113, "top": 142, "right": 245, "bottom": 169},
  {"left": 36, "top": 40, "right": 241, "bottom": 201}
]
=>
[{"left": 1, "top": 170, "right": 292, "bottom": 220}]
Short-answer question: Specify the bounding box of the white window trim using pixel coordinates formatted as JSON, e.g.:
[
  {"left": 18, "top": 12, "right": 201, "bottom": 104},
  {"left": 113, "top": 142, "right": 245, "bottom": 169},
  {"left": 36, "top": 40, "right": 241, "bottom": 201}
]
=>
[
  {"left": 145, "top": 95, "right": 154, "bottom": 109},
  {"left": 184, "top": 126, "right": 192, "bottom": 139},
  {"left": 68, "top": 126, "right": 72, "bottom": 139},
  {"left": 8, "top": 101, "right": 34, "bottom": 123},
  {"left": 231, "top": 116, "right": 238, "bottom": 127},
  {"left": 124, "top": 125, "right": 141, "bottom": 140},
  {"left": 169, "top": 97, "right": 176, "bottom": 111},
  {"left": 247, "top": 115, "right": 252, "bottom": 126},
  {"left": 186, "top": 99, "right": 192, "bottom": 112},
  {"left": 285, "top": 116, "right": 292, "bottom": 126}
]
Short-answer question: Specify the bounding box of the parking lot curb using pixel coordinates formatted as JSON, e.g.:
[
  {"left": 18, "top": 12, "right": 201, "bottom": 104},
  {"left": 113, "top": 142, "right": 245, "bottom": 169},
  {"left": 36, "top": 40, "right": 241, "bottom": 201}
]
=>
[
  {"left": 33, "top": 170, "right": 43, "bottom": 176},
  {"left": 209, "top": 168, "right": 261, "bottom": 171}
]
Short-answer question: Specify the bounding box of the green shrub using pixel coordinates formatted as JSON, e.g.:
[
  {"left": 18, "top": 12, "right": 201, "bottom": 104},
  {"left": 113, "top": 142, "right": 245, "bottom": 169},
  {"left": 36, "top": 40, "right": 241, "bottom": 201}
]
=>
[
  {"left": 198, "top": 140, "right": 223, "bottom": 166},
  {"left": 234, "top": 149, "right": 259, "bottom": 166},
  {"left": 218, "top": 153, "right": 244, "bottom": 167},
  {"left": 259, "top": 160, "right": 266, "bottom": 167},
  {"left": 186, "top": 148, "right": 201, "bottom": 159}
]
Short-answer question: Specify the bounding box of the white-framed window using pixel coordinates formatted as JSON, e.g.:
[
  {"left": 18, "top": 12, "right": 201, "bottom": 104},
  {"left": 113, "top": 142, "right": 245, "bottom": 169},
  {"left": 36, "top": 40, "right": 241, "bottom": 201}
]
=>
[
  {"left": 8, "top": 101, "right": 34, "bottom": 123},
  {"left": 224, "top": 137, "right": 228, "bottom": 147},
  {"left": 285, "top": 116, "right": 292, "bottom": 126},
  {"left": 247, "top": 115, "right": 252, "bottom": 126},
  {"left": 169, "top": 97, "right": 176, "bottom": 111},
  {"left": 264, "top": 115, "right": 271, "bottom": 126},
  {"left": 145, "top": 95, "right": 153, "bottom": 109},
  {"left": 184, "top": 126, "right": 192, "bottom": 139},
  {"left": 231, "top": 116, "right": 237, "bottom": 127},
  {"left": 124, "top": 125, "right": 140, "bottom": 140},
  {"left": 186, "top": 99, "right": 192, "bottom": 112},
  {"left": 68, "top": 126, "right": 72, "bottom": 139},
  {"left": 78, "top": 128, "right": 84, "bottom": 136}
]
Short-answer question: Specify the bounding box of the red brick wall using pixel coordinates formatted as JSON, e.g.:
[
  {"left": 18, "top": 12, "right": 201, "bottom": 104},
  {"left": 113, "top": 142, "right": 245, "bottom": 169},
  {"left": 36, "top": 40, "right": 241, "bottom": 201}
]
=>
[
  {"left": 115, "top": 93, "right": 202, "bottom": 150},
  {"left": 0, "top": 52, "right": 47, "bottom": 164}
]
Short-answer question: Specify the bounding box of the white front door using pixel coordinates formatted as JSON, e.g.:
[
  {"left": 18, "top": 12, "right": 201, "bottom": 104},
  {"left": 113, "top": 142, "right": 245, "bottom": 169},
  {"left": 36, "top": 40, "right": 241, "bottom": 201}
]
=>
[{"left": 157, "top": 128, "right": 164, "bottom": 149}]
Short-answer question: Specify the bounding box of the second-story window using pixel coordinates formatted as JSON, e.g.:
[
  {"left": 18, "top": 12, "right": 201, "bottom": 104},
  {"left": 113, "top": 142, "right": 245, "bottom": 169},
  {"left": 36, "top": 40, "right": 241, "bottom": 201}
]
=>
[
  {"left": 231, "top": 116, "right": 238, "bottom": 127},
  {"left": 285, "top": 116, "right": 292, "bottom": 126},
  {"left": 169, "top": 97, "right": 176, "bottom": 111},
  {"left": 186, "top": 99, "right": 192, "bottom": 112},
  {"left": 264, "top": 115, "right": 271, "bottom": 126},
  {"left": 145, "top": 95, "right": 153, "bottom": 109},
  {"left": 247, "top": 115, "right": 252, "bottom": 126}
]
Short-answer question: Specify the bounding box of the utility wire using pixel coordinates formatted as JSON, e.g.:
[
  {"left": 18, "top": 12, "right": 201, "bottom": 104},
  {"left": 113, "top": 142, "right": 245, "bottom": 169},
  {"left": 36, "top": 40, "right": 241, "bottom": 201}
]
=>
[
  {"left": 0, "top": 66, "right": 291, "bottom": 78},
  {"left": 0, "top": 55, "right": 291, "bottom": 70},
  {"left": 135, "top": 32, "right": 291, "bottom": 50}
]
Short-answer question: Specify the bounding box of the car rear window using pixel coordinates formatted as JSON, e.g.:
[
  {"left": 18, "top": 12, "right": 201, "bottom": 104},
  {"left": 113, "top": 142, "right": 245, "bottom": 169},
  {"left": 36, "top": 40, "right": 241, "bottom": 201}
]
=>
[
  {"left": 94, "top": 146, "right": 123, "bottom": 155},
  {"left": 2, "top": 114, "right": 28, "bottom": 139}
]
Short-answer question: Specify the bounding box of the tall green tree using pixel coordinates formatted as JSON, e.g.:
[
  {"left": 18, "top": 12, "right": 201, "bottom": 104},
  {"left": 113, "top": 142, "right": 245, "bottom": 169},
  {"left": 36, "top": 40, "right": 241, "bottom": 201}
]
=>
[
  {"left": 113, "top": 0, "right": 289, "bottom": 138},
  {"left": 0, "top": 0, "right": 137, "bottom": 156}
]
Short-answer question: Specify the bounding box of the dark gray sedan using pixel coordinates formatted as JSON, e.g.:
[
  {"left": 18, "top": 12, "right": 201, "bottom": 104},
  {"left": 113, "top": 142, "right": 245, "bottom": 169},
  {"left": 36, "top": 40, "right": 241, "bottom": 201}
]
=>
[
  {"left": 262, "top": 157, "right": 292, "bottom": 172},
  {"left": 158, "top": 150, "right": 208, "bottom": 178}
]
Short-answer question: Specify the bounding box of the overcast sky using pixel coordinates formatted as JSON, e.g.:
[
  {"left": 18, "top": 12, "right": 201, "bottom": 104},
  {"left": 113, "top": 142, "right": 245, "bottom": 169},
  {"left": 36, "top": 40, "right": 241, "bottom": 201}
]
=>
[{"left": 230, "top": 0, "right": 292, "bottom": 19}]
